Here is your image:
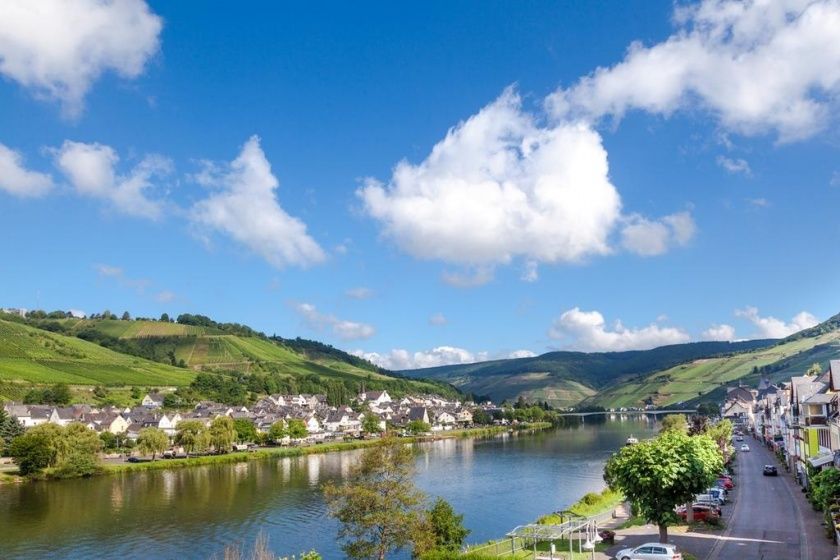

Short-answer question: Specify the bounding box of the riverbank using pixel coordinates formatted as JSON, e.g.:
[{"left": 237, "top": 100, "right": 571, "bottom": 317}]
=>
[{"left": 1, "top": 422, "right": 552, "bottom": 483}]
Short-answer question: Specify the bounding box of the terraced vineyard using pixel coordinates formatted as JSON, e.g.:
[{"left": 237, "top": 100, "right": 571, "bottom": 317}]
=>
[
  {"left": 586, "top": 330, "right": 840, "bottom": 408},
  {"left": 0, "top": 319, "right": 194, "bottom": 387}
]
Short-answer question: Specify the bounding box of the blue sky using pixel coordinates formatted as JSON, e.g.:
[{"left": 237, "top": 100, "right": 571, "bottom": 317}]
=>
[{"left": 1, "top": 0, "right": 839, "bottom": 369}]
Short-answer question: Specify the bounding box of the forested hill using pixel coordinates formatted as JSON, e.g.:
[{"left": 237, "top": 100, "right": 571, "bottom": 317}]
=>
[
  {"left": 0, "top": 310, "right": 457, "bottom": 404},
  {"left": 401, "top": 312, "right": 840, "bottom": 409},
  {"left": 399, "top": 339, "right": 776, "bottom": 407}
]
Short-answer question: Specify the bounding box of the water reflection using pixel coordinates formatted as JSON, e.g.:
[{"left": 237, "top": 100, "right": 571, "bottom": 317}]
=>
[{"left": 0, "top": 418, "right": 657, "bottom": 560}]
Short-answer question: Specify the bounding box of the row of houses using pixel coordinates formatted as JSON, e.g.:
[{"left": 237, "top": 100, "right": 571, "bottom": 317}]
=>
[
  {"left": 722, "top": 360, "right": 840, "bottom": 488},
  {"left": 3, "top": 390, "right": 491, "bottom": 443}
]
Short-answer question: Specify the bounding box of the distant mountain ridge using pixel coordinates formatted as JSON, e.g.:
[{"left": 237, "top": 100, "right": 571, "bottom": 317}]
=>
[
  {"left": 400, "top": 312, "right": 840, "bottom": 408},
  {"left": 399, "top": 339, "right": 776, "bottom": 407}
]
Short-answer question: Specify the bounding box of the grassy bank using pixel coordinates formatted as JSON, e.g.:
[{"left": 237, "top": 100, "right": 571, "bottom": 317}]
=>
[
  {"left": 108, "top": 423, "right": 549, "bottom": 475},
  {"left": 536, "top": 488, "right": 624, "bottom": 524},
  {"left": 0, "top": 423, "right": 550, "bottom": 483}
]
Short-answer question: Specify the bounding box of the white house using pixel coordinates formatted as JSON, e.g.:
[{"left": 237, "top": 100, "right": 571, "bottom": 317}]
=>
[{"left": 142, "top": 393, "right": 165, "bottom": 408}]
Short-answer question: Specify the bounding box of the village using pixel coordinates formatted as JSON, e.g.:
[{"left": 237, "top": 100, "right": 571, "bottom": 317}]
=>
[
  {"left": 719, "top": 359, "right": 840, "bottom": 491},
  {"left": 1, "top": 390, "right": 505, "bottom": 455}
]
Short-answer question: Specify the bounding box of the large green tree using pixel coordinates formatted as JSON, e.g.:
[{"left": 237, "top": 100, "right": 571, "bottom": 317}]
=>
[
  {"left": 287, "top": 419, "right": 309, "bottom": 440},
  {"left": 268, "top": 420, "right": 287, "bottom": 442},
  {"left": 175, "top": 420, "right": 209, "bottom": 456},
  {"left": 604, "top": 432, "right": 723, "bottom": 542},
  {"left": 324, "top": 437, "right": 429, "bottom": 560},
  {"left": 137, "top": 427, "right": 169, "bottom": 460},
  {"left": 426, "top": 497, "right": 470, "bottom": 553},
  {"left": 233, "top": 418, "right": 258, "bottom": 443},
  {"left": 9, "top": 423, "right": 101, "bottom": 477},
  {"left": 209, "top": 416, "right": 237, "bottom": 453}
]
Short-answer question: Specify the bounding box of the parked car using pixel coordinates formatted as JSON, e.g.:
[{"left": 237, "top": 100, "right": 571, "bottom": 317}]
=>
[
  {"left": 676, "top": 504, "right": 720, "bottom": 522},
  {"left": 735, "top": 435, "right": 744, "bottom": 442},
  {"left": 763, "top": 465, "right": 778, "bottom": 476},
  {"left": 716, "top": 477, "right": 734, "bottom": 490},
  {"left": 707, "top": 487, "right": 727, "bottom": 504},
  {"left": 695, "top": 493, "right": 724, "bottom": 507},
  {"left": 615, "top": 542, "right": 682, "bottom": 560},
  {"left": 740, "top": 444, "right": 750, "bottom": 452},
  {"left": 126, "top": 457, "right": 149, "bottom": 463}
]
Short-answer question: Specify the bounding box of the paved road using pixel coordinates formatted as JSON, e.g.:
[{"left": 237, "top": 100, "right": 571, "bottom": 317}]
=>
[{"left": 707, "top": 438, "right": 836, "bottom": 560}]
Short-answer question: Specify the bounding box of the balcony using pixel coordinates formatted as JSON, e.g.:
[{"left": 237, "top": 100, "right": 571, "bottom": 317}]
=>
[{"left": 806, "top": 416, "right": 827, "bottom": 426}]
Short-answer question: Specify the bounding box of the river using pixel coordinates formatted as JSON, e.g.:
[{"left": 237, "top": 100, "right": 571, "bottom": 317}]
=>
[{"left": 0, "top": 416, "right": 659, "bottom": 559}]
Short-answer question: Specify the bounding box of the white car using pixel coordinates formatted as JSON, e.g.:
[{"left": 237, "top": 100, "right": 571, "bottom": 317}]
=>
[
  {"left": 615, "top": 542, "right": 682, "bottom": 560},
  {"left": 740, "top": 444, "right": 750, "bottom": 452}
]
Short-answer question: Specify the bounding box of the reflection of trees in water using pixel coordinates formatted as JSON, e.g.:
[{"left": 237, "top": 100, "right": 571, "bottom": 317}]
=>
[{"left": 0, "top": 422, "right": 661, "bottom": 557}]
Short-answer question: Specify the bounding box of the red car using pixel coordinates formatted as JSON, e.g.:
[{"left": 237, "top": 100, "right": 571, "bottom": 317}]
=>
[
  {"left": 716, "top": 477, "right": 734, "bottom": 490},
  {"left": 676, "top": 504, "right": 720, "bottom": 522}
]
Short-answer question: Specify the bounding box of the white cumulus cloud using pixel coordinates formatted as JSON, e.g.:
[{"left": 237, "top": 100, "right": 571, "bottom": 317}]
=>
[
  {"left": 548, "top": 307, "right": 690, "bottom": 351},
  {"left": 0, "top": 143, "right": 53, "bottom": 197},
  {"left": 359, "top": 88, "right": 694, "bottom": 278},
  {"left": 54, "top": 140, "right": 169, "bottom": 219},
  {"left": 190, "top": 136, "right": 325, "bottom": 269},
  {"left": 716, "top": 156, "right": 752, "bottom": 176},
  {"left": 359, "top": 89, "right": 621, "bottom": 267},
  {"left": 620, "top": 211, "right": 696, "bottom": 256},
  {"left": 292, "top": 302, "right": 375, "bottom": 341},
  {"left": 735, "top": 306, "right": 819, "bottom": 338},
  {"left": 0, "top": 0, "right": 162, "bottom": 116},
  {"left": 701, "top": 323, "right": 737, "bottom": 341},
  {"left": 352, "top": 346, "right": 487, "bottom": 370},
  {"left": 548, "top": 0, "right": 840, "bottom": 141}
]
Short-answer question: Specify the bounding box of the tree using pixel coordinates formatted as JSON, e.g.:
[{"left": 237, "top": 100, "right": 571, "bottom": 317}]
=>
[
  {"left": 137, "top": 427, "right": 169, "bottom": 460},
  {"left": 426, "top": 498, "right": 469, "bottom": 552},
  {"left": 121, "top": 311, "right": 131, "bottom": 321},
  {"left": 57, "top": 423, "right": 102, "bottom": 477},
  {"left": 659, "top": 414, "right": 688, "bottom": 434},
  {"left": 362, "top": 413, "right": 382, "bottom": 435},
  {"left": 268, "top": 420, "right": 287, "bottom": 443},
  {"left": 209, "top": 416, "right": 237, "bottom": 453},
  {"left": 234, "top": 418, "right": 258, "bottom": 443},
  {"left": 704, "top": 419, "right": 734, "bottom": 461},
  {"left": 160, "top": 313, "right": 170, "bottom": 323},
  {"left": 0, "top": 409, "right": 24, "bottom": 451},
  {"left": 130, "top": 386, "right": 142, "bottom": 400},
  {"left": 175, "top": 420, "right": 209, "bottom": 456},
  {"left": 472, "top": 408, "right": 492, "bottom": 425},
  {"left": 604, "top": 432, "right": 723, "bottom": 543},
  {"left": 688, "top": 414, "right": 710, "bottom": 436},
  {"left": 9, "top": 425, "right": 60, "bottom": 475},
  {"left": 406, "top": 420, "right": 431, "bottom": 435},
  {"left": 8, "top": 423, "right": 101, "bottom": 477},
  {"left": 287, "top": 419, "right": 308, "bottom": 440},
  {"left": 324, "top": 437, "right": 429, "bottom": 560},
  {"left": 807, "top": 362, "right": 822, "bottom": 376}
]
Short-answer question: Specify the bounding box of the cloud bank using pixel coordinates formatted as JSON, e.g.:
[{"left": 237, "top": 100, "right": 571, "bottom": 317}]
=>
[{"left": 0, "top": 0, "right": 162, "bottom": 116}]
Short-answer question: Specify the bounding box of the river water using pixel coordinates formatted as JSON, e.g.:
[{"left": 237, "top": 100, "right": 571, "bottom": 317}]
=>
[{"left": 0, "top": 416, "right": 658, "bottom": 559}]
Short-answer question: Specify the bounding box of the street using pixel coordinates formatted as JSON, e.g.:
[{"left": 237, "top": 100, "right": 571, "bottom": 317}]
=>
[{"left": 707, "top": 438, "right": 836, "bottom": 560}]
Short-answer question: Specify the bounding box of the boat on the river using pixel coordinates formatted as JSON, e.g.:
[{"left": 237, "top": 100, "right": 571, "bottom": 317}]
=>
[{"left": 625, "top": 435, "right": 638, "bottom": 446}]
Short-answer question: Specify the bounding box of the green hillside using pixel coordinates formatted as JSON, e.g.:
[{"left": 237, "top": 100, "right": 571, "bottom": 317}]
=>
[
  {"left": 400, "top": 339, "right": 776, "bottom": 407},
  {"left": 0, "top": 313, "right": 455, "bottom": 402},
  {"left": 0, "top": 319, "right": 194, "bottom": 389},
  {"left": 587, "top": 329, "right": 840, "bottom": 408}
]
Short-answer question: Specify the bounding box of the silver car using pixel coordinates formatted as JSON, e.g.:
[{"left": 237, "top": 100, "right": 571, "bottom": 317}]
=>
[{"left": 615, "top": 542, "right": 682, "bottom": 560}]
